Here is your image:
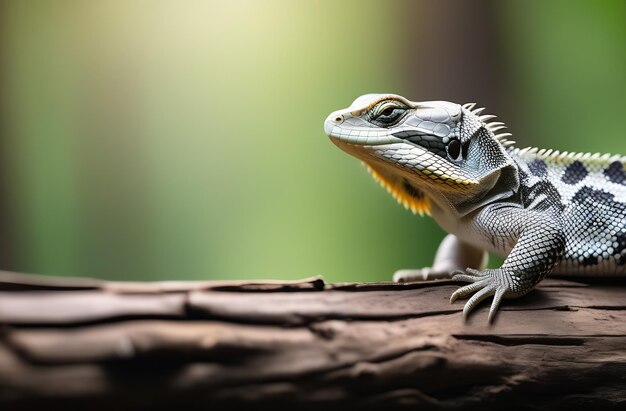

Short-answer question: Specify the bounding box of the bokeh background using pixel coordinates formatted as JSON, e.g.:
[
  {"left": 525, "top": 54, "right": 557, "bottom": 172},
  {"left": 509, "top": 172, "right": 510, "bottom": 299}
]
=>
[{"left": 0, "top": 0, "right": 624, "bottom": 282}]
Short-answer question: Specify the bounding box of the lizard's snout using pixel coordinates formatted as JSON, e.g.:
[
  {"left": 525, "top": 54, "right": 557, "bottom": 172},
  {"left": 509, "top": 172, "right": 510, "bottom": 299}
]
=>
[
  {"left": 330, "top": 114, "right": 344, "bottom": 124},
  {"left": 324, "top": 112, "right": 344, "bottom": 135}
]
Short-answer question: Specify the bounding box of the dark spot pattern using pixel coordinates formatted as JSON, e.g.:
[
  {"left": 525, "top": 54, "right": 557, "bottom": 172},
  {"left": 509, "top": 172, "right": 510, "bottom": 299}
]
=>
[
  {"left": 572, "top": 186, "right": 614, "bottom": 203},
  {"left": 562, "top": 161, "right": 588, "bottom": 185},
  {"left": 616, "top": 232, "right": 626, "bottom": 259},
  {"left": 604, "top": 161, "right": 626, "bottom": 185},
  {"left": 564, "top": 186, "right": 626, "bottom": 266},
  {"left": 582, "top": 255, "right": 599, "bottom": 267},
  {"left": 528, "top": 159, "right": 548, "bottom": 177}
]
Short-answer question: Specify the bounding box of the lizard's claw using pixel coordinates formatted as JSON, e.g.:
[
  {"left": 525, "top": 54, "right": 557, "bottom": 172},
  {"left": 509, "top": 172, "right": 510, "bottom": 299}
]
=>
[{"left": 450, "top": 268, "right": 509, "bottom": 323}]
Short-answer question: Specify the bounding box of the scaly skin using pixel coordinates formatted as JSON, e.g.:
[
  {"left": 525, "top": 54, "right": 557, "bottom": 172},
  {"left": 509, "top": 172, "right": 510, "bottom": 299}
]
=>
[{"left": 324, "top": 94, "right": 626, "bottom": 323}]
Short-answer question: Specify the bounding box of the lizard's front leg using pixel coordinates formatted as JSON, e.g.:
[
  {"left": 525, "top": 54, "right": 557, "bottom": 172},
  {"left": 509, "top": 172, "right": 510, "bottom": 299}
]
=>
[
  {"left": 451, "top": 207, "right": 565, "bottom": 323},
  {"left": 393, "top": 234, "right": 488, "bottom": 282}
]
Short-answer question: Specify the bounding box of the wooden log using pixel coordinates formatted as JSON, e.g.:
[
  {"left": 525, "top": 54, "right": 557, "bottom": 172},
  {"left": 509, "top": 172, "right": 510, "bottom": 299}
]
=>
[{"left": 1, "top": 270, "right": 625, "bottom": 410}]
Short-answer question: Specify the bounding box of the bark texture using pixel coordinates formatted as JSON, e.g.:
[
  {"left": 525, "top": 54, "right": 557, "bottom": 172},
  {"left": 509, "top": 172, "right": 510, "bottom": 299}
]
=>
[{"left": 1, "top": 270, "right": 626, "bottom": 410}]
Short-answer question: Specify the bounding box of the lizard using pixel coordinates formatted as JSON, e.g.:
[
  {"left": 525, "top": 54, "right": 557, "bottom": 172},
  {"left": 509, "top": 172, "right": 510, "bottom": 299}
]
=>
[{"left": 324, "top": 93, "right": 626, "bottom": 322}]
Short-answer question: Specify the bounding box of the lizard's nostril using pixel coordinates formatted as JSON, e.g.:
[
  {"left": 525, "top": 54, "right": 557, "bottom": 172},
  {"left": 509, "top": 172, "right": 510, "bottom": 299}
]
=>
[{"left": 333, "top": 115, "right": 344, "bottom": 124}]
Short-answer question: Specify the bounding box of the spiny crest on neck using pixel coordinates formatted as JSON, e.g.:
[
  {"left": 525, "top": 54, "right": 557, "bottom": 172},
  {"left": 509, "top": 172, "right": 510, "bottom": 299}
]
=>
[
  {"left": 511, "top": 146, "right": 626, "bottom": 167},
  {"left": 462, "top": 102, "right": 516, "bottom": 148},
  {"left": 462, "top": 103, "right": 626, "bottom": 167}
]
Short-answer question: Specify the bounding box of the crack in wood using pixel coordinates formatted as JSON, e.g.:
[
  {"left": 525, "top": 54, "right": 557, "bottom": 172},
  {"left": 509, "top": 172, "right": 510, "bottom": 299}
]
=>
[{"left": 453, "top": 334, "right": 586, "bottom": 346}]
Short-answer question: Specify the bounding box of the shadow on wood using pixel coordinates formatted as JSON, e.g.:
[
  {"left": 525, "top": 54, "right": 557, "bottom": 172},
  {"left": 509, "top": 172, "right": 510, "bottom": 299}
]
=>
[{"left": 1, "top": 270, "right": 626, "bottom": 410}]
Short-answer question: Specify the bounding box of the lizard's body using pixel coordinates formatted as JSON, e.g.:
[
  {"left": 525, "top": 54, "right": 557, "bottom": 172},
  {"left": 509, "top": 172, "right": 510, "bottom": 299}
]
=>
[
  {"left": 509, "top": 149, "right": 626, "bottom": 276},
  {"left": 325, "top": 94, "right": 626, "bottom": 321}
]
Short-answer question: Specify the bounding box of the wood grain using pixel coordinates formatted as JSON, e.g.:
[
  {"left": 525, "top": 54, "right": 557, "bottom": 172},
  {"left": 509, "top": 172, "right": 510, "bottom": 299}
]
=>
[{"left": 1, "top": 271, "right": 625, "bottom": 410}]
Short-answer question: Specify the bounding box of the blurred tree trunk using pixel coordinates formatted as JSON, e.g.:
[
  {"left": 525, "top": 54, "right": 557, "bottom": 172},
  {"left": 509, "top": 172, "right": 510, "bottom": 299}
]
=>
[
  {"left": 404, "top": 0, "right": 507, "bottom": 114},
  {"left": 0, "top": 2, "right": 17, "bottom": 270}
]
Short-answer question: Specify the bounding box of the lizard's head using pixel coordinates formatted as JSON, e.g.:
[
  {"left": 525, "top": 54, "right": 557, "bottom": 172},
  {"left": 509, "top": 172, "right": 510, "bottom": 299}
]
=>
[{"left": 324, "top": 94, "right": 518, "bottom": 216}]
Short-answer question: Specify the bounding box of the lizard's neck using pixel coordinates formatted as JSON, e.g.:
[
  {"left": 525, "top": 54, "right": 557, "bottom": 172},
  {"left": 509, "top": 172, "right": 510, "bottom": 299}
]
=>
[
  {"left": 421, "top": 188, "right": 465, "bottom": 234},
  {"left": 426, "top": 164, "right": 521, "bottom": 234},
  {"left": 363, "top": 154, "right": 520, "bottom": 231}
]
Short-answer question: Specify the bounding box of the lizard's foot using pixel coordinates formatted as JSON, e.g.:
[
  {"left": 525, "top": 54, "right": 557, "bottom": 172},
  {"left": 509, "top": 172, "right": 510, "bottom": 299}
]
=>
[
  {"left": 393, "top": 268, "right": 453, "bottom": 283},
  {"left": 450, "top": 268, "right": 511, "bottom": 323}
]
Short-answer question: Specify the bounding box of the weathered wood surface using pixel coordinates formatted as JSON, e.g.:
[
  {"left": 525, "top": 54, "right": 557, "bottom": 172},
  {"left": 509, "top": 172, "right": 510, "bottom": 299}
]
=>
[{"left": 1, "top": 270, "right": 626, "bottom": 410}]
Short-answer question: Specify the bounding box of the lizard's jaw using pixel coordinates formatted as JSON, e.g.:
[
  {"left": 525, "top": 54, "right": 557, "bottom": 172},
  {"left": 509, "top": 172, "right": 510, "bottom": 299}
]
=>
[{"left": 329, "top": 137, "right": 479, "bottom": 191}]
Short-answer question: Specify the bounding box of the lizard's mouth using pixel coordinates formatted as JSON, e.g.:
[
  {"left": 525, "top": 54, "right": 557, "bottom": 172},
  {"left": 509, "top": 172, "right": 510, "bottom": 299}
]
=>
[
  {"left": 325, "top": 128, "right": 400, "bottom": 147},
  {"left": 324, "top": 113, "right": 401, "bottom": 146}
]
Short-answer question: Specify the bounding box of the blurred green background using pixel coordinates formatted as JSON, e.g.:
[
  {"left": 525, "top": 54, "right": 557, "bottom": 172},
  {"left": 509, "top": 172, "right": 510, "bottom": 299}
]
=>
[{"left": 0, "top": 0, "right": 624, "bottom": 282}]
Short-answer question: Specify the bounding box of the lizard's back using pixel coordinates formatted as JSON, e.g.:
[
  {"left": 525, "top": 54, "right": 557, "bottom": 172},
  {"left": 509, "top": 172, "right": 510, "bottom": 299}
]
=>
[{"left": 510, "top": 148, "right": 626, "bottom": 276}]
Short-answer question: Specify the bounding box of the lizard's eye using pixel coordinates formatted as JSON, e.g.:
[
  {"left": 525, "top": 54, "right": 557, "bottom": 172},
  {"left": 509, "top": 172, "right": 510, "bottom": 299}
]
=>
[
  {"left": 447, "top": 139, "right": 462, "bottom": 160},
  {"left": 381, "top": 106, "right": 395, "bottom": 116},
  {"left": 371, "top": 101, "right": 408, "bottom": 125}
]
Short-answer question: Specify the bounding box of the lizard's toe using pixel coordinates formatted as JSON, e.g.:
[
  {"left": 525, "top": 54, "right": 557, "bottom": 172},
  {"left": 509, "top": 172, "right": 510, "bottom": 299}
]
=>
[
  {"left": 449, "top": 279, "right": 489, "bottom": 303},
  {"left": 488, "top": 288, "right": 506, "bottom": 323},
  {"left": 450, "top": 268, "right": 512, "bottom": 323},
  {"left": 462, "top": 285, "right": 496, "bottom": 320},
  {"left": 451, "top": 273, "right": 482, "bottom": 283}
]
